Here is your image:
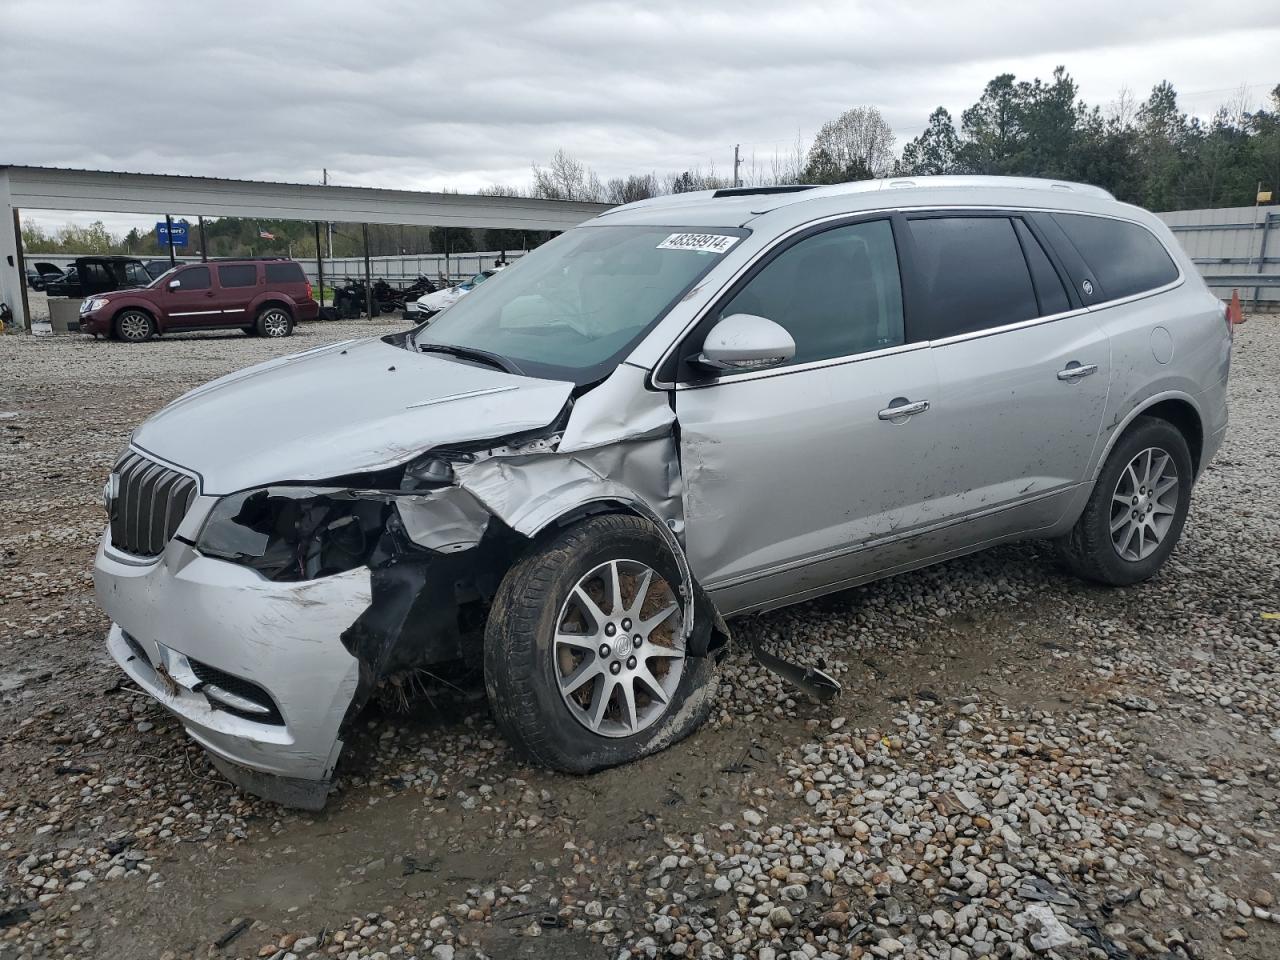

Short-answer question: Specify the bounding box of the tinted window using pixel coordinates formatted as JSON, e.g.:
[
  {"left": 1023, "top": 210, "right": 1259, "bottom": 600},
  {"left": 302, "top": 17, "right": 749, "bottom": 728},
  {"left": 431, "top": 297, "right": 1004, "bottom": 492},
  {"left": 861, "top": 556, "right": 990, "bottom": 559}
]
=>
[
  {"left": 1051, "top": 213, "right": 1179, "bottom": 300},
  {"left": 218, "top": 264, "right": 258, "bottom": 288},
  {"left": 908, "top": 216, "right": 1038, "bottom": 338},
  {"left": 174, "top": 266, "right": 210, "bottom": 290},
  {"left": 265, "top": 262, "right": 304, "bottom": 284},
  {"left": 82, "top": 263, "right": 110, "bottom": 285},
  {"left": 717, "top": 219, "right": 904, "bottom": 366},
  {"left": 1014, "top": 220, "right": 1070, "bottom": 316},
  {"left": 124, "top": 263, "right": 150, "bottom": 286}
]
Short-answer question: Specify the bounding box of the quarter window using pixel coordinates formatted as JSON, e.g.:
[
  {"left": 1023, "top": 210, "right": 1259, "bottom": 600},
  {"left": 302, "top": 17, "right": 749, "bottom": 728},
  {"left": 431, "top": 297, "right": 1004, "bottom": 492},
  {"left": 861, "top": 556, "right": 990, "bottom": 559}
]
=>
[
  {"left": 907, "top": 216, "right": 1038, "bottom": 339},
  {"left": 265, "top": 262, "right": 304, "bottom": 284},
  {"left": 716, "top": 219, "right": 905, "bottom": 366},
  {"left": 218, "top": 264, "right": 258, "bottom": 288},
  {"left": 1050, "top": 213, "right": 1179, "bottom": 300},
  {"left": 174, "top": 266, "right": 211, "bottom": 290},
  {"left": 1013, "top": 219, "right": 1071, "bottom": 316}
]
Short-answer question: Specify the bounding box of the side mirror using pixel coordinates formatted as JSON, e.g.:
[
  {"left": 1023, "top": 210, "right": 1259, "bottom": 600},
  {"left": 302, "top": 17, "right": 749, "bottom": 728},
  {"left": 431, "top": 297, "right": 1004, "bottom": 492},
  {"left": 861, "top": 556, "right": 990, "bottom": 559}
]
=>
[
  {"left": 695, "top": 313, "right": 795, "bottom": 372},
  {"left": 167, "top": 279, "right": 181, "bottom": 290}
]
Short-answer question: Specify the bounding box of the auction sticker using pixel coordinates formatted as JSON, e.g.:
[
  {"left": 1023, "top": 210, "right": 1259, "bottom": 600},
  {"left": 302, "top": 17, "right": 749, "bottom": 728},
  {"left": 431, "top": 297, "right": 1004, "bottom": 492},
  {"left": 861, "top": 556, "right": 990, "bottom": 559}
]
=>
[{"left": 657, "top": 233, "right": 739, "bottom": 254}]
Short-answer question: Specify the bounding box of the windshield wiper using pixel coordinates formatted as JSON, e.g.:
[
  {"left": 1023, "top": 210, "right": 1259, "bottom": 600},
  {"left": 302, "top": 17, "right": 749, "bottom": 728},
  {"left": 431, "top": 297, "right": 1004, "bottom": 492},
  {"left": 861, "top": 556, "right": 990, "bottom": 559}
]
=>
[{"left": 417, "top": 342, "right": 523, "bottom": 375}]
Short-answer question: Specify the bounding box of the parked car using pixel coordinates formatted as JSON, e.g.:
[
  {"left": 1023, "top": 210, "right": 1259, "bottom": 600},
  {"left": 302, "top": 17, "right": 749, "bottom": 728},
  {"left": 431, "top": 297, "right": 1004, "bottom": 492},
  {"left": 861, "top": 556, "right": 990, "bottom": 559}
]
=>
[
  {"left": 25, "top": 261, "right": 64, "bottom": 290},
  {"left": 45, "top": 256, "right": 150, "bottom": 297},
  {"left": 93, "top": 176, "right": 1230, "bottom": 808},
  {"left": 78, "top": 258, "right": 318, "bottom": 341},
  {"left": 407, "top": 268, "right": 499, "bottom": 320},
  {"left": 143, "top": 260, "right": 175, "bottom": 280}
]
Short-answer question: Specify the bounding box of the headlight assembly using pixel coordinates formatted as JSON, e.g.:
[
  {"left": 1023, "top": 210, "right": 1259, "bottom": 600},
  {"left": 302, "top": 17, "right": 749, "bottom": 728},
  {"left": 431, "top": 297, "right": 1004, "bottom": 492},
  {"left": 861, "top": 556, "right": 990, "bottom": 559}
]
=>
[{"left": 196, "top": 487, "right": 402, "bottom": 582}]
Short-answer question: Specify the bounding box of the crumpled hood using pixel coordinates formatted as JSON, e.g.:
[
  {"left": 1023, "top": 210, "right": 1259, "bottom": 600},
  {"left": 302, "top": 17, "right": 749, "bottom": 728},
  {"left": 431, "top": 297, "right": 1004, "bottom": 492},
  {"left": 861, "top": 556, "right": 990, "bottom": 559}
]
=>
[{"left": 132, "top": 336, "right": 573, "bottom": 495}]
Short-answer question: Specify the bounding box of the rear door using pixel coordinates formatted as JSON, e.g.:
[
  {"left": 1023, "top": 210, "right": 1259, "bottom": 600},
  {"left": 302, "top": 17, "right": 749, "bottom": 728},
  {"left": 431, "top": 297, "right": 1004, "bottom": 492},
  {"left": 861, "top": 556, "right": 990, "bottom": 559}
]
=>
[
  {"left": 215, "top": 263, "right": 260, "bottom": 324},
  {"left": 163, "top": 265, "right": 218, "bottom": 326},
  {"left": 905, "top": 211, "right": 1111, "bottom": 537}
]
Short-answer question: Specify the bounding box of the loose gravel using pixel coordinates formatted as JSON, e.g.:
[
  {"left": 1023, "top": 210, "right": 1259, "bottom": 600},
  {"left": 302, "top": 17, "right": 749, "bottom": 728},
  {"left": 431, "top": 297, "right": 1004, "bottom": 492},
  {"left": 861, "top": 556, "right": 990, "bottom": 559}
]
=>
[{"left": 0, "top": 317, "right": 1276, "bottom": 960}]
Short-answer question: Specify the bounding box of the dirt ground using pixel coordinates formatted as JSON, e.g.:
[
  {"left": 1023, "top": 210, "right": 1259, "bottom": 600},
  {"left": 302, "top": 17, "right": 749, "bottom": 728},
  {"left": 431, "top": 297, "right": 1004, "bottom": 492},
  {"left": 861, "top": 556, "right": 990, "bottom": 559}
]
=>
[{"left": 0, "top": 316, "right": 1277, "bottom": 960}]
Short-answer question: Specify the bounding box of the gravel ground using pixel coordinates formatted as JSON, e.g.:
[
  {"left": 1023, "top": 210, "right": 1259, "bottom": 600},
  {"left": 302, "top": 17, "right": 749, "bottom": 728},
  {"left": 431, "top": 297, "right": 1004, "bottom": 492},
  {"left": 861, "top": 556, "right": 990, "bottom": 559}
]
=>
[{"left": 0, "top": 317, "right": 1277, "bottom": 960}]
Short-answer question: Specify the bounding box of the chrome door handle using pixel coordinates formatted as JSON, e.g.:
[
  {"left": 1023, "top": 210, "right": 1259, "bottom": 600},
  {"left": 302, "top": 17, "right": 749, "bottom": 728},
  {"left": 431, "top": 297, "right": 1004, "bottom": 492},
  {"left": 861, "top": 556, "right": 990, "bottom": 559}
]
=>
[
  {"left": 1057, "top": 362, "right": 1098, "bottom": 381},
  {"left": 878, "top": 398, "right": 930, "bottom": 421}
]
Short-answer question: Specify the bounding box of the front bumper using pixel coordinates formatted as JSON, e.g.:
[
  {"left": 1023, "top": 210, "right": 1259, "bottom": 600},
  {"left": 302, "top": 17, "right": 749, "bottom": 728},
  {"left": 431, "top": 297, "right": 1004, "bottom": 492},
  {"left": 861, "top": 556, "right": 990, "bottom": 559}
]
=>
[{"left": 94, "top": 528, "right": 371, "bottom": 807}]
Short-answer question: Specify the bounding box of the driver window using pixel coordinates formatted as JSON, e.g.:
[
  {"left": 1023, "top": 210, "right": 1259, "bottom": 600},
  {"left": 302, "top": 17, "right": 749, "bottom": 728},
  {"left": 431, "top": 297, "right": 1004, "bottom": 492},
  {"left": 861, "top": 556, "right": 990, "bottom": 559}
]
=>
[
  {"left": 174, "top": 266, "right": 211, "bottom": 290},
  {"left": 718, "top": 219, "right": 904, "bottom": 366}
]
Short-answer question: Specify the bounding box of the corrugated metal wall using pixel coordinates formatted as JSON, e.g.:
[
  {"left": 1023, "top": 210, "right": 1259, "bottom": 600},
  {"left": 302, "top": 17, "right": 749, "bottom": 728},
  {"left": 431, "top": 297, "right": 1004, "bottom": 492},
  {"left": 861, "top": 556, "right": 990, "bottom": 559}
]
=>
[{"left": 1157, "top": 205, "right": 1280, "bottom": 303}]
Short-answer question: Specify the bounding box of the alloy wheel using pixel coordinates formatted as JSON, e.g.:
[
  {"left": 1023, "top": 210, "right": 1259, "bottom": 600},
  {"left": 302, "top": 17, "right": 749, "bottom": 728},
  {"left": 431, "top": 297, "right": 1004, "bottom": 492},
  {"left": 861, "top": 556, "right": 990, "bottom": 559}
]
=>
[
  {"left": 1110, "top": 446, "right": 1179, "bottom": 561},
  {"left": 261, "top": 310, "right": 290, "bottom": 337},
  {"left": 118, "top": 313, "right": 151, "bottom": 341},
  {"left": 553, "top": 558, "right": 685, "bottom": 738}
]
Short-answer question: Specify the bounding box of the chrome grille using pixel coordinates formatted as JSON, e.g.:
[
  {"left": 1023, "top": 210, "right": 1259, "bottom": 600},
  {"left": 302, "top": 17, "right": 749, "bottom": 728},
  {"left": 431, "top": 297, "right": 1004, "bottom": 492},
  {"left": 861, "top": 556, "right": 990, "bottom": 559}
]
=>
[{"left": 108, "top": 451, "right": 198, "bottom": 557}]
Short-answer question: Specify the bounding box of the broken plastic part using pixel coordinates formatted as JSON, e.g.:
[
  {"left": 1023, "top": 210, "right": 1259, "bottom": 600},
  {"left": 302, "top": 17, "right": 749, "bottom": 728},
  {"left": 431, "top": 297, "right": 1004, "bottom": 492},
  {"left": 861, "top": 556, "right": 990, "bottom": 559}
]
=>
[{"left": 748, "top": 633, "right": 841, "bottom": 702}]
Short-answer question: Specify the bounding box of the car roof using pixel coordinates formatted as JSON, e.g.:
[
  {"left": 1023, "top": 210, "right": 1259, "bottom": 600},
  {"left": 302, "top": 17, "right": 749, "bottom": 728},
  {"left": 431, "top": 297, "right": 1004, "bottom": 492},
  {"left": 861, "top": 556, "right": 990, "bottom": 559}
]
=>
[{"left": 590, "top": 175, "right": 1134, "bottom": 229}]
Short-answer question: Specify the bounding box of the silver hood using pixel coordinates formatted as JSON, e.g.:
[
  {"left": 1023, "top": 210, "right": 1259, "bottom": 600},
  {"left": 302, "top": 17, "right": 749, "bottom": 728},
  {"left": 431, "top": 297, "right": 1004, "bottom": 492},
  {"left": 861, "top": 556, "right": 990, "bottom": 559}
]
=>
[{"left": 131, "top": 336, "right": 573, "bottom": 495}]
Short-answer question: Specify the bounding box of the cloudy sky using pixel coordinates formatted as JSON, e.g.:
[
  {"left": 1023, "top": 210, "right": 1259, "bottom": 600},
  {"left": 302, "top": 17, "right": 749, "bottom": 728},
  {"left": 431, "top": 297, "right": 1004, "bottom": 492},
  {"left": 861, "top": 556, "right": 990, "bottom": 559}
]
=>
[{"left": 5, "top": 0, "right": 1279, "bottom": 234}]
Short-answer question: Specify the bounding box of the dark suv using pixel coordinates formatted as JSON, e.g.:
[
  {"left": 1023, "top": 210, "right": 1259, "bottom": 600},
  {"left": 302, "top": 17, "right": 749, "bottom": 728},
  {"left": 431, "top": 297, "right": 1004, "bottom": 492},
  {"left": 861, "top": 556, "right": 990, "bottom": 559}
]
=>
[
  {"left": 79, "top": 258, "right": 319, "bottom": 342},
  {"left": 46, "top": 256, "right": 151, "bottom": 297}
]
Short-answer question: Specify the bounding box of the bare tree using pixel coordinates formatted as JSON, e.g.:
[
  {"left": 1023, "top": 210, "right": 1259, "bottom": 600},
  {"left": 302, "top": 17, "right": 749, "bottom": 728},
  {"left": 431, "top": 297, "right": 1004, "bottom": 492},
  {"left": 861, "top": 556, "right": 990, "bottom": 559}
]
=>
[
  {"left": 531, "top": 149, "right": 604, "bottom": 201},
  {"left": 806, "top": 106, "right": 896, "bottom": 178},
  {"left": 606, "top": 173, "right": 661, "bottom": 204}
]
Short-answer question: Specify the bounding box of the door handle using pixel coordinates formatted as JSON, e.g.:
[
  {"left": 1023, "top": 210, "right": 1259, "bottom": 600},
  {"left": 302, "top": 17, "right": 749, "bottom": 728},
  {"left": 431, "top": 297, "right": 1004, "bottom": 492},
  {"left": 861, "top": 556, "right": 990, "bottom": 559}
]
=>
[
  {"left": 1057, "top": 362, "right": 1097, "bottom": 381},
  {"left": 878, "top": 398, "right": 930, "bottom": 421}
]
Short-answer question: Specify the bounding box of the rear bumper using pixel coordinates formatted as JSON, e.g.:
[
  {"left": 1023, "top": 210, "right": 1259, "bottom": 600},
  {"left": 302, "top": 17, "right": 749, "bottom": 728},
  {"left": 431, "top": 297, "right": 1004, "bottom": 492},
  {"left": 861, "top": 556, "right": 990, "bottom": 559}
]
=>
[
  {"left": 94, "top": 529, "right": 371, "bottom": 804},
  {"left": 295, "top": 299, "right": 320, "bottom": 322}
]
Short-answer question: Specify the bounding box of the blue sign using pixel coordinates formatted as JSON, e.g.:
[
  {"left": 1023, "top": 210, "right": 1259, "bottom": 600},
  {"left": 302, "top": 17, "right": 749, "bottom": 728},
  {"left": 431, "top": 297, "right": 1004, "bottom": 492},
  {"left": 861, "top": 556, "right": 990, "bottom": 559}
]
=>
[{"left": 156, "top": 221, "right": 189, "bottom": 247}]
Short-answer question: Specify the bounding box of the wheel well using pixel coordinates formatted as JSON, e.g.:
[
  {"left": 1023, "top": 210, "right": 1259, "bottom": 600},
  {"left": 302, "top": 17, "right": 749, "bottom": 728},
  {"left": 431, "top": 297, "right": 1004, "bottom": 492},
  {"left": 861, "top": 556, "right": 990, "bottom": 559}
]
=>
[
  {"left": 111, "top": 305, "right": 157, "bottom": 333},
  {"left": 257, "top": 299, "right": 294, "bottom": 319},
  {"left": 1138, "top": 398, "right": 1204, "bottom": 476}
]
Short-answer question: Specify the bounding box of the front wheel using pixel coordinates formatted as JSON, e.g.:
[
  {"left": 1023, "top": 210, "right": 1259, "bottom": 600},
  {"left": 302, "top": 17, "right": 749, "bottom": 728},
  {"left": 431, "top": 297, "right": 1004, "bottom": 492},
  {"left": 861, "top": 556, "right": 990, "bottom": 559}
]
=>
[
  {"left": 256, "top": 306, "right": 293, "bottom": 338},
  {"left": 484, "top": 515, "right": 716, "bottom": 773},
  {"left": 114, "top": 310, "right": 156, "bottom": 343},
  {"left": 1056, "top": 416, "right": 1193, "bottom": 586}
]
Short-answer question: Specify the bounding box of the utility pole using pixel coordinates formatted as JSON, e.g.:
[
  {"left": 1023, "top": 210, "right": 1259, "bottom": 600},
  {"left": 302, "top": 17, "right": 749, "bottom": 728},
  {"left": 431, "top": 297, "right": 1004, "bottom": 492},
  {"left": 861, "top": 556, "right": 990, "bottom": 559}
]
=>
[
  {"left": 323, "top": 168, "right": 333, "bottom": 260},
  {"left": 733, "top": 144, "right": 742, "bottom": 188}
]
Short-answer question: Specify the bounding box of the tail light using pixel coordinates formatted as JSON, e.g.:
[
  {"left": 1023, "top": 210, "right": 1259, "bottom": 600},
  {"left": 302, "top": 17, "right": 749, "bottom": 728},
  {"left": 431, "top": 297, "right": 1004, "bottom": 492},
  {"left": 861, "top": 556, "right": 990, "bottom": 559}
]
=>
[{"left": 306, "top": 279, "right": 314, "bottom": 301}]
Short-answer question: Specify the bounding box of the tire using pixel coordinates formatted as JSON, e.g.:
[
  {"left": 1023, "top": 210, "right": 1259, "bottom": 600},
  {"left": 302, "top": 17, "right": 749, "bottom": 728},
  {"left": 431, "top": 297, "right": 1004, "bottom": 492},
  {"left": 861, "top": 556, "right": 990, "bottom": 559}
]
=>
[
  {"left": 1057, "top": 416, "right": 1194, "bottom": 586},
  {"left": 114, "top": 309, "right": 156, "bottom": 343},
  {"left": 484, "top": 514, "right": 716, "bottom": 773},
  {"left": 255, "top": 305, "right": 293, "bottom": 338}
]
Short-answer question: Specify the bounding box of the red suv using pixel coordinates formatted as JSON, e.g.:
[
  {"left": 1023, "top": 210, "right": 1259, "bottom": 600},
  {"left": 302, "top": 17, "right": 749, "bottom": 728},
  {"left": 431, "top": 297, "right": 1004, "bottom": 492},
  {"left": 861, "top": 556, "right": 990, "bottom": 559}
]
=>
[{"left": 79, "top": 258, "right": 319, "bottom": 342}]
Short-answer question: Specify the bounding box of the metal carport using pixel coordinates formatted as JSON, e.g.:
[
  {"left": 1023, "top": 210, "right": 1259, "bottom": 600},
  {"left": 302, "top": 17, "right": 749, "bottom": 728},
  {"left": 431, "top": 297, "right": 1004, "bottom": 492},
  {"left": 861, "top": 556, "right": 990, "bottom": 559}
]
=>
[{"left": 0, "top": 165, "right": 611, "bottom": 330}]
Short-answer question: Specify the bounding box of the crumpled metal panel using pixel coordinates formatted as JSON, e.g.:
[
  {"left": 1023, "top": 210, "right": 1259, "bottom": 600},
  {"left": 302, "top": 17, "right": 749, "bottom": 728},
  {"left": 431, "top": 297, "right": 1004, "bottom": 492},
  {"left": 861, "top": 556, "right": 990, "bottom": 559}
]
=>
[{"left": 394, "top": 486, "right": 492, "bottom": 553}]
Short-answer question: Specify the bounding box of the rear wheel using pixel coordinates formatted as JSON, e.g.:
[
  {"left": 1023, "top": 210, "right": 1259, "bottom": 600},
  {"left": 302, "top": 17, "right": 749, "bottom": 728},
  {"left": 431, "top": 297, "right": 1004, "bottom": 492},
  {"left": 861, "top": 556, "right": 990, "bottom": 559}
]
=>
[
  {"left": 114, "top": 310, "right": 156, "bottom": 343},
  {"left": 1057, "top": 416, "right": 1193, "bottom": 585},
  {"left": 256, "top": 306, "right": 293, "bottom": 338},
  {"left": 484, "top": 515, "right": 716, "bottom": 773}
]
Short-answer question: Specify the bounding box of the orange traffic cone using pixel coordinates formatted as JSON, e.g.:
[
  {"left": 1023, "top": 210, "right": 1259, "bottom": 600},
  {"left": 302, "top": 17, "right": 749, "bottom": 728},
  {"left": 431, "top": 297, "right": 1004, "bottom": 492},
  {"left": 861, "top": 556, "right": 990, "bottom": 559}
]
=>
[{"left": 1229, "top": 289, "right": 1246, "bottom": 325}]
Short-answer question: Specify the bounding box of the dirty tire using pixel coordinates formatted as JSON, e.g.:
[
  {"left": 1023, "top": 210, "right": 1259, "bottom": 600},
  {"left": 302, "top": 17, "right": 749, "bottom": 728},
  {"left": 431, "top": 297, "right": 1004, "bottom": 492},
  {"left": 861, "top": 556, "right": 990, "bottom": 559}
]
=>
[
  {"left": 114, "top": 309, "right": 156, "bottom": 343},
  {"left": 1056, "top": 415, "right": 1193, "bottom": 586},
  {"left": 255, "top": 306, "right": 293, "bottom": 338},
  {"left": 484, "top": 514, "right": 716, "bottom": 773}
]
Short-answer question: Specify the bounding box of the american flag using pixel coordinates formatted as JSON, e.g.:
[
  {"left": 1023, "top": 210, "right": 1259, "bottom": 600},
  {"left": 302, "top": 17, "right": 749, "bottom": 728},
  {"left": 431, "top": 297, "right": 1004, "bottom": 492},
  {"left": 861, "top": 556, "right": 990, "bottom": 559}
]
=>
[{"left": 258, "top": 229, "right": 275, "bottom": 240}]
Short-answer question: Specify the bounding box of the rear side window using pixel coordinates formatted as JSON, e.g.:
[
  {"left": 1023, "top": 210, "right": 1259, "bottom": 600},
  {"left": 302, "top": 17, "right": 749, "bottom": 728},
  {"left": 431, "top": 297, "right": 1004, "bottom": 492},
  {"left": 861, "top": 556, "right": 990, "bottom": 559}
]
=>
[
  {"left": 1050, "top": 213, "right": 1179, "bottom": 300},
  {"left": 175, "top": 266, "right": 211, "bottom": 290},
  {"left": 716, "top": 219, "right": 905, "bottom": 366},
  {"left": 265, "top": 262, "right": 305, "bottom": 284},
  {"left": 218, "top": 264, "right": 258, "bottom": 288},
  {"left": 907, "top": 216, "right": 1038, "bottom": 339},
  {"left": 1013, "top": 220, "right": 1071, "bottom": 316}
]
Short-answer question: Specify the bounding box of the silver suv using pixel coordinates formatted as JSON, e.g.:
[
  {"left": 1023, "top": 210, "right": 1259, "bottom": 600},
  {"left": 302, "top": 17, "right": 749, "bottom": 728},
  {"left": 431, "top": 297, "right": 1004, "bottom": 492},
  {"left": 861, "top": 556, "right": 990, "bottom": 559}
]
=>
[{"left": 94, "top": 176, "right": 1231, "bottom": 808}]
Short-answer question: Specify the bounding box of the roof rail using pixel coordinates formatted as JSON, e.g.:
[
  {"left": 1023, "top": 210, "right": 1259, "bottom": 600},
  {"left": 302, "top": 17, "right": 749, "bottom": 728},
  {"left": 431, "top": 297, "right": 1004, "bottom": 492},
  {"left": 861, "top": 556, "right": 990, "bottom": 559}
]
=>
[{"left": 711, "top": 185, "right": 816, "bottom": 199}]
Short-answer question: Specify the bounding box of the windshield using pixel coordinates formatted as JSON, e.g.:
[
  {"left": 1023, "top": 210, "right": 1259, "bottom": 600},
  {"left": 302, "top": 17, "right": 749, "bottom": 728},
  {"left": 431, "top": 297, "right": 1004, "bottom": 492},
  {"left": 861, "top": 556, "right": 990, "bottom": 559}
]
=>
[{"left": 415, "top": 225, "right": 746, "bottom": 384}]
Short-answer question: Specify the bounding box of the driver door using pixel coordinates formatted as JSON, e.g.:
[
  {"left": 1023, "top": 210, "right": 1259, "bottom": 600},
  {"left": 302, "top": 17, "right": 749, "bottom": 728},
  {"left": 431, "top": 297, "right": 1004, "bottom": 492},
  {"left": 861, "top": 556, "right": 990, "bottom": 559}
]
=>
[
  {"left": 674, "top": 217, "right": 941, "bottom": 615},
  {"left": 164, "top": 265, "right": 218, "bottom": 326}
]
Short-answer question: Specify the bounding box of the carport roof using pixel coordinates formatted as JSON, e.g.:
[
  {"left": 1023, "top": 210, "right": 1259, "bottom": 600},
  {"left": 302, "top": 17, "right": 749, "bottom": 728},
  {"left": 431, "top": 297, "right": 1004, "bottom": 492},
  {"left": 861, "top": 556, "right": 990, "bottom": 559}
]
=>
[{"left": 0, "top": 164, "right": 613, "bottom": 231}]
